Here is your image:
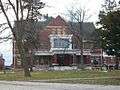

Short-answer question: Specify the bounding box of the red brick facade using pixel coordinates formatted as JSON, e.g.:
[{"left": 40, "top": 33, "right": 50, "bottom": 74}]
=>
[{"left": 12, "top": 15, "right": 118, "bottom": 69}]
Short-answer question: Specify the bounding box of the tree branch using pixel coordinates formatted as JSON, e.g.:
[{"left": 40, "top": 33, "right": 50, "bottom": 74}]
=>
[
  {"left": 20, "top": 0, "right": 23, "bottom": 20},
  {"left": 0, "top": 0, "right": 13, "bottom": 31},
  {"left": 16, "top": 0, "right": 19, "bottom": 21},
  {"left": 7, "top": 0, "right": 18, "bottom": 20}
]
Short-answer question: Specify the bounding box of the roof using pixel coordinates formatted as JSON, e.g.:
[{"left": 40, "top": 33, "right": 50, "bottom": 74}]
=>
[
  {"left": 82, "top": 23, "right": 98, "bottom": 39},
  {"left": 69, "top": 22, "right": 98, "bottom": 40},
  {"left": 48, "top": 15, "right": 67, "bottom": 26}
]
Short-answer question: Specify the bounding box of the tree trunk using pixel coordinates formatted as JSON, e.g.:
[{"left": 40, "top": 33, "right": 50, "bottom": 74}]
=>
[
  {"left": 15, "top": 22, "right": 31, "bottom": 77},
  {"left": 80, "top": 39, "right": 84, "bottom": 69},
  {"left": 77, "top": 37, "right": 84, "bottom": 69},
  {"left": 23, "top": 56, "right": 31, "bottom": 77},
  {"left": 77, "top": 22, "right": 84, "bottom": 69},
  {"left": 17, "top": 41, "right": 31, "bottom": 77}
]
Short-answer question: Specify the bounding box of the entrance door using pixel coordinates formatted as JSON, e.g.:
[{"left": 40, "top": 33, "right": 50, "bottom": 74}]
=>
[{"left": 57, "top": 54, "right": 72, "bottom": 66}]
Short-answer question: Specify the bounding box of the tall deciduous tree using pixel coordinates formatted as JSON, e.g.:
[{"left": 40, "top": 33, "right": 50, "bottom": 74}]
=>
[
  {"left": 97, "top": 0, "right": 120, "bottom": 69},
  {"left": 0, "top": 0, "right": 45, "bottom": 77},
  {"left": 67, "top": 6, "right": 91, "bottom": 69}
]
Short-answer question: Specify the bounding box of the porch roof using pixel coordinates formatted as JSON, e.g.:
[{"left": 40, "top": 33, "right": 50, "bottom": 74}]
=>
[
  {"left": 34, "top": 49, "right": 91, "bottom": 56},
  {"left": 34, "top": 51, "right": 53, "bottom": 56}
]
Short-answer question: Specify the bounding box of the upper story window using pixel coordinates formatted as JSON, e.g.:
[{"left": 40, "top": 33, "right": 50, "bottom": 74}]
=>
[
  {"left": 50, "top": 34, "right": 73, "bottom": 51},
  {"left": 54, "top": 38, "right": 69, "bottom": 48}
]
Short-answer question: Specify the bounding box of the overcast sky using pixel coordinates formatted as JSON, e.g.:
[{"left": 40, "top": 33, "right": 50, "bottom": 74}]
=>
[
  {"left": 41, "top": 0, "right": 104, "bottom": 22},
  {"left": 0, "top": 0, "right": 104, "bottom": 65}
]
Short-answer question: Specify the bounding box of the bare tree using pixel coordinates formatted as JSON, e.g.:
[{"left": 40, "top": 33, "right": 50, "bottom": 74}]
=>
[
  {"left": 0, "top": 0, "right": 45, "bottom": 77},
  {"left": 0, "top": 23, "right": 12, "bottom": 43},
  {"left": 67, "top": 6, "right": 91, "bottom": 69}
]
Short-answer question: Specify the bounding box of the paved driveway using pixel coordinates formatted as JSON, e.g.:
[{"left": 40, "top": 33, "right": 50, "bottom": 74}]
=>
[{"left": 0, "top": 81, "right": 120, "bottom": 90}]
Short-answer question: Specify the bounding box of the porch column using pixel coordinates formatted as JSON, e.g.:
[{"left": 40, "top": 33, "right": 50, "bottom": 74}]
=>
[
  {"left": 73, "top": 54, "right": 77, "bottom": 65},
  {"left": 52, "top": 54, "right": 58, "bottom": 64}
]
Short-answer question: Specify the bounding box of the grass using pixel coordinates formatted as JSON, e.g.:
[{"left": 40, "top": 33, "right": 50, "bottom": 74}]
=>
[
  {"left": 0, "top": 70, "right": 120, "bottom": 85},
  {"left": 31, "top": 70, "right": 120, "bottom": 79}
]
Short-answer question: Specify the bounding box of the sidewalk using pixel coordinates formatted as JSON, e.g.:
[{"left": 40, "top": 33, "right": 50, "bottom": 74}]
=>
[{"left": 0, "top": 81, "right": 120, "bottom": 90}]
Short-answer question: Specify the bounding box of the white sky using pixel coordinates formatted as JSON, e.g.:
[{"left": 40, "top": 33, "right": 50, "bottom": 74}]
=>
[
  {"left": 0, "top": 0, "right": 104, "bottom": 65},
  {"left": 41, "top": 0, "right": 104, "bottom": 22}
]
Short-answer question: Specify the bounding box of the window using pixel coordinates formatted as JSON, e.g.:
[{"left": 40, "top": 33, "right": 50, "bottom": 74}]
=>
[{"left": 54, "top": 38, "right": 69, "bottom": 48}]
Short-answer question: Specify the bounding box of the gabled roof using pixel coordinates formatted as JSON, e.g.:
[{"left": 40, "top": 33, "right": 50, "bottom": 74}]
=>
[
  {"left": 69, "top": 22, "right": 98, "bottom": 40},
  {"left": 48, "top": 15, "right": 67, "bottom": 26}
]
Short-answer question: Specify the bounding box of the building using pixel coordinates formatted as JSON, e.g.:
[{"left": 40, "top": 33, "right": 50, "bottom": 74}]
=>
[
  {"left": 12, "top": 15, "right": 117, "bottom": 70},
  {"left": 0, "top": 54, "right": 5, "bottom": 70}
]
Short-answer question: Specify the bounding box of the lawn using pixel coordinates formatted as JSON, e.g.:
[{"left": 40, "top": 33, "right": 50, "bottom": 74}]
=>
[{"left": 0, "top": 70, "right": 120, "bottom": 85}]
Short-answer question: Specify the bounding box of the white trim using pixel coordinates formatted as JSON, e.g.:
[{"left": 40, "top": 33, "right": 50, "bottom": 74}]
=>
[
  {"left": 35, "top": 51, "right": 53, "bottom": 56},
  {"left": 34, "top": 49, "right": 92, "bottom": 56},
  {"left": 49, "top": 34, "right": 73, "bottom": 51}
]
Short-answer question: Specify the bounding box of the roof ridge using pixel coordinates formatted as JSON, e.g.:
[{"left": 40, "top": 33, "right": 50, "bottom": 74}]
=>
[{"left": 48, "top": 15, "right": 67, "bottom": 26}]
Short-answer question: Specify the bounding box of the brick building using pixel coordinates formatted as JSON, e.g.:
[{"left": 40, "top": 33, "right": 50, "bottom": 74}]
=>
[
  {"left": 12, "top": 15, "right": 117, "bottom": 69},
  {"left": 0, "top": 54, "right": 5, "bottom": 70}
]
